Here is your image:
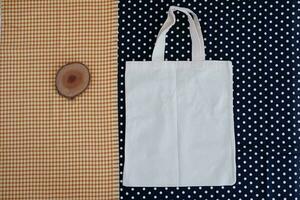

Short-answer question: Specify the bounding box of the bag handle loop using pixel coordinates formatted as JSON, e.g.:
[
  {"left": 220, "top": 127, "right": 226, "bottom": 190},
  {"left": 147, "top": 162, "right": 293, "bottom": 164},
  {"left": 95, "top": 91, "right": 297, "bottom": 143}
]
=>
[{"left": 152, "top": 6, "right": 205, "bottom": 61}]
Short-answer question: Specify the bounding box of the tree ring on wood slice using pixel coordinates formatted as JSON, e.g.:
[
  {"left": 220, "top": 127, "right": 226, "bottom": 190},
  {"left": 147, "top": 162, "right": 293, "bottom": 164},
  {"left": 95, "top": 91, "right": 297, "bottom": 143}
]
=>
[{"left": 56, "top": 62, "right": 90, "bottom": 99}]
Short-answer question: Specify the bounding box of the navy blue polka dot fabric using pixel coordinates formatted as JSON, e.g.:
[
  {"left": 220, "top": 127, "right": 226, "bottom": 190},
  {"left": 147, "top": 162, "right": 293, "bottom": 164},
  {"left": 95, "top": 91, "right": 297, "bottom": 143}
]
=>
[{"left": 118, "top": 1, "right": 300, "bottom": 199}]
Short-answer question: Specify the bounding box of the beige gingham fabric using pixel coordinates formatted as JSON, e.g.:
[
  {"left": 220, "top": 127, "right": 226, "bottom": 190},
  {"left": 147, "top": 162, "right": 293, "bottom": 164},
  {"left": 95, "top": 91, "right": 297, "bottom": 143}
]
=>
[{"left": 0, "top": 1, "right": 119, "bottom": 199}]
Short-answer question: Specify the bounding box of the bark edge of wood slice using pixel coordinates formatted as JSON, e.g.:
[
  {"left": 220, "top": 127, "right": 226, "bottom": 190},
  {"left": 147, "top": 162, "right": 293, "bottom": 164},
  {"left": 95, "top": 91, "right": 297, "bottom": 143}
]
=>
[{"left": 56, "top": 62, "right": 90, "bottom": 99}]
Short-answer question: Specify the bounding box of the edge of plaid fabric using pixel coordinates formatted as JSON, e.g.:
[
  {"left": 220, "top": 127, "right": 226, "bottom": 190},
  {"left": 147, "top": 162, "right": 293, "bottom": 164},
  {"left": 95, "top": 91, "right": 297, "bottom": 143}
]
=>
[{"left": 0, "top": 1, "right": 119, "bottom": 199}]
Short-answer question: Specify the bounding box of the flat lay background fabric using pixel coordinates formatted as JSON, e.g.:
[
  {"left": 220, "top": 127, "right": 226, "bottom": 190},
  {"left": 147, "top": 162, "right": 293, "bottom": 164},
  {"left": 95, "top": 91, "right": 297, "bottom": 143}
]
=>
[
  {"left": 119, "top": 0, "right": 300, "bottom": 199},
  {"left": 0, "top": 1, "right": 119, "bottom": 199}
]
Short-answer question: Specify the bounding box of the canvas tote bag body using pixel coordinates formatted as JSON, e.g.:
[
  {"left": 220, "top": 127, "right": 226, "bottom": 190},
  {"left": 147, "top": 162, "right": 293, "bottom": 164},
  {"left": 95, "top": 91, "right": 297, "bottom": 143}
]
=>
[{"left": 123, "top": 6, "right": 236, "bottom": 187}]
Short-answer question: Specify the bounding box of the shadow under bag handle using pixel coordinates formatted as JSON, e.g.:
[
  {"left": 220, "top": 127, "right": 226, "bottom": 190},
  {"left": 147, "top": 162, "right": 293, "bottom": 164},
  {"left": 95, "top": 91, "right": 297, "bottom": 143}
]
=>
[{"left": 152, "top": 6, "right": 206, "bottom": 61}]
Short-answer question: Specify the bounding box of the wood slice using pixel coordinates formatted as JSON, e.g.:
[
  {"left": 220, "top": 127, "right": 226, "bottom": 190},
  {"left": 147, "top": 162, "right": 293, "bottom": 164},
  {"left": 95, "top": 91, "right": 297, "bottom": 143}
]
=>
[{"left": 56, "top": 62, "right": 90, "bottom": 99}]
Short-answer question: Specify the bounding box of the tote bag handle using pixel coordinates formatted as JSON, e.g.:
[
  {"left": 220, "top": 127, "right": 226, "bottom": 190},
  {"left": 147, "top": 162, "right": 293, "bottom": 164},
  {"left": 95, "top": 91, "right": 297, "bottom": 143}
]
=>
[{"left": 152, "top": 6, "right": 205, "bottom": 61}]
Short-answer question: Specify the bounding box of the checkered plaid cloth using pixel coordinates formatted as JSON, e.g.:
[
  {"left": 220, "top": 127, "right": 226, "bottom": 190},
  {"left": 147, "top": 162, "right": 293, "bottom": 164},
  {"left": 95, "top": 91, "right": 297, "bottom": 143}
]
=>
[{"left": 0, "top": 1, "right": 119, "bottom": 199}]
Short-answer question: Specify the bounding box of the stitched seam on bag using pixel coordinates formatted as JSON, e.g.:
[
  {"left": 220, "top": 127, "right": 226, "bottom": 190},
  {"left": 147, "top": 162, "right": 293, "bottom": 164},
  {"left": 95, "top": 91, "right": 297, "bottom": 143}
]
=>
[{"left": 229, "top": 62, "right": 237, "bottom": 183}]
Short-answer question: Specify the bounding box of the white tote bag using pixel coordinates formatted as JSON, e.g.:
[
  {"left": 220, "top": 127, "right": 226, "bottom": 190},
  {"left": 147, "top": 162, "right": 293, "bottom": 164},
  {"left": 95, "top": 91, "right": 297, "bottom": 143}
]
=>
[{"left": 123, "top": 6, "right": 236, "bottom": 187}]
